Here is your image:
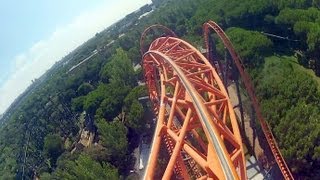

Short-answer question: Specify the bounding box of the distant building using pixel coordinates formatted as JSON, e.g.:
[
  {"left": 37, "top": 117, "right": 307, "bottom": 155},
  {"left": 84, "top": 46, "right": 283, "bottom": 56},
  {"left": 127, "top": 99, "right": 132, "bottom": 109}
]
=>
[
  {"left": 106, "top": 40, "right": 115, "bottom": 47},
  {"left": 134, "top": 64, "right": 141, "bottom": 71},
  {"left": 138, "top": 10, "right": 154, "bottom": 20},
  {"left": 119, "top": 33, "right": 125, "bottom": 38}
]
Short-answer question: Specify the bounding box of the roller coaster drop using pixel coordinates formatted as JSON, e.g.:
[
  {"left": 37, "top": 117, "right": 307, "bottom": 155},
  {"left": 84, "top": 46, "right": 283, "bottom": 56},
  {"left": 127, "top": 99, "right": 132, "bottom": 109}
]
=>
[{"left": 140, "top": 20, "right": 294, "bottom": 179}]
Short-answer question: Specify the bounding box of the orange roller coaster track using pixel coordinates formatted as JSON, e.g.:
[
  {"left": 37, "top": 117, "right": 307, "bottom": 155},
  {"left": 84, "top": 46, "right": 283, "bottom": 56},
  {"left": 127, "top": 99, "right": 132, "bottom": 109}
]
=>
[
  {"left": 203, "top": 20, "right": 293, "bottom": 180},
  {"left": 141, "top": 20, "right": 293, "bottom": 179},
  {"left": 141, "top": 28, "right": 246, "bottom": 180}
]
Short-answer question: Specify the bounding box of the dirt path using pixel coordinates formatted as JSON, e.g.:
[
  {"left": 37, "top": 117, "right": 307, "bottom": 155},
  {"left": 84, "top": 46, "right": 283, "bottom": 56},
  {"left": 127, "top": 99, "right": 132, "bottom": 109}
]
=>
[{"left": 227, "top": 83, "right": 265, "bottom": 160}]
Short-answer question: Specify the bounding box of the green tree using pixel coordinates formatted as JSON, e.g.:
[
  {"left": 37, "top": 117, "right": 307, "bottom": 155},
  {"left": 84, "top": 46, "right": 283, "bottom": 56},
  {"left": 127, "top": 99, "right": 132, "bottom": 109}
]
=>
[
  {"left": 0, "top": 147, "right": 16, "bottom": 179},
  {"left": 313, "top": 0, "right": 320, "bottom": 8},
  {"left": 126, "top": 100, "right": 145, "bottom": 133},
  {"left": 274, "top": 0, "right": 313, "bottom": 9},
  {"left": 123, "top": 86, "right": 148, "bottom": 133},
  {"left": 95, "top": 119, "right": 128, "bottom": 157},
  {"left": 276, "top": 7, "right": 320, "bottom": 75},
  {"left": 95, "top": 97, "right": 120, "bottom": 121},
  {"left": 224, "top": 27, "right": 273, "bottom": 67},
  {"left": 43, "top": 134, "right": 64, "bottom": 166},
  {"left": 256, "top": 56, "right": 320, "bottom": 176},
  {"left": 100, "top": 48, "right": 136, "bottom": 87},
  {"left": 71, "top": 96, "right": 85, "bottom": 112},
  {"left": 124, "top": 85, "right": 148, "bottom": 108},
  {"left": 94, "top": 82, "right": 131, "bottom": 120},
  {"left": 83, "top": 83, "right": 108, "bottom": 114},
  {"left": 77, "top": 83, "right": 94, "bottom": 96},
  {"left": 53, "top": 154, "right": 119, "bottom": 180},
  {"left": 127, "top": 47, "right": 140, "bottom": 65}
]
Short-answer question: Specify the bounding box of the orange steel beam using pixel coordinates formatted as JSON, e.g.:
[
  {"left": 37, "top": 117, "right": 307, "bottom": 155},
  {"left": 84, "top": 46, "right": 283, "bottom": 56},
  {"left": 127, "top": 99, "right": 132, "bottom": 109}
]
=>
[
  {"left": 140, "top": 24, "right": 177, "bottom": 55},
  {"left": 142, "top": 32, "right": 246, "bottom": 179},
  {"left": 203, "top": 20, "right": 294, "bottom": 180}
]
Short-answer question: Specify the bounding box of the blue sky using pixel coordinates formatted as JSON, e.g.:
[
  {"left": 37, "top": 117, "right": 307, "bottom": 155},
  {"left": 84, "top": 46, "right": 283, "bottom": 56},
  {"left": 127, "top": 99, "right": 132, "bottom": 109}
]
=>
[
  {"left": 0, "top": 0, "right": 103, "bottom": 84},
  {"left": 0, "top": 0, "right": 151, "bottom": 114}
]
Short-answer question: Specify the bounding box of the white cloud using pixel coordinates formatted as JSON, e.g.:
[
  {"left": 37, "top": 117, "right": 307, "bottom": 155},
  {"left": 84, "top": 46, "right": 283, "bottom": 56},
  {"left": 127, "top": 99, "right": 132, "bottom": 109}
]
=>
[
  {"left": 0, "top": 0, "right": 151, "bottom": 114},
  {"left": 14, "top": 54, "right": 28, "bottom": 70}
]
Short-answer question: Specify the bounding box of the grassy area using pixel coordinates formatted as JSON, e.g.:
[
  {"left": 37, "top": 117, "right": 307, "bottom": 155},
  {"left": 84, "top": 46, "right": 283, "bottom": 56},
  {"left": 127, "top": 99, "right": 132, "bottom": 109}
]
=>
[{"left": 282, "top": 56, "right": 320, "bottom": 89}]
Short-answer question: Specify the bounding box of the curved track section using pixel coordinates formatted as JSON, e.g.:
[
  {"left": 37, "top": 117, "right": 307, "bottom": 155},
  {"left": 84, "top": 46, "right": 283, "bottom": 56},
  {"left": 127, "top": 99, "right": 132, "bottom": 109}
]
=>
[
  {"left": 203, "top": 20, "right": 294, "bottom": 180},
  {"left": 142, "top": 36, "right": 246, "bottom": 179},
  {"left": 140, "top": 24, "right": 177, "bottom": 55}
]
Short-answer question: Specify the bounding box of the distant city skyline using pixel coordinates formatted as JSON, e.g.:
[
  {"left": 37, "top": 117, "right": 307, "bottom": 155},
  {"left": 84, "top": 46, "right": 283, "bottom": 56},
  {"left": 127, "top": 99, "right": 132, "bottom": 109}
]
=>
[{"left": 0, "top": 0, "right": 151, "bottom": 114}]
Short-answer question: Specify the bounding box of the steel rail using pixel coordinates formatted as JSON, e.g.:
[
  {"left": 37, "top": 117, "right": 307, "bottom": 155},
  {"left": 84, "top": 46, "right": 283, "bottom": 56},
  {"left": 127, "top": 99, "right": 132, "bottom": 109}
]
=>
[
  {"left": 140, "top": 24, "right": 177, "bottom": 55},
  {"left": 145, "top": 50, "right": 237, "bottom": 180},
  {"left": 142, "top": 35, "right": 246, "bottom": 179},
  {"left": 203, "top": 20, "right": 294, "bottom": 180}
]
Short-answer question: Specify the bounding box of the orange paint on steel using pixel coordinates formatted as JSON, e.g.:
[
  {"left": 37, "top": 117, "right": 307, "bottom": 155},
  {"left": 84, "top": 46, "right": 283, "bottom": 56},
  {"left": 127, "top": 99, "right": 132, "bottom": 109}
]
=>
[
  {"left": 203, "top": 20, "right": 294, "bottom": 180},
  {"left": 140, "top": 24, "right": 177, "bottom": 55},
  {"left": 142, "top": 33, "right": 246, "bottom": 179}
]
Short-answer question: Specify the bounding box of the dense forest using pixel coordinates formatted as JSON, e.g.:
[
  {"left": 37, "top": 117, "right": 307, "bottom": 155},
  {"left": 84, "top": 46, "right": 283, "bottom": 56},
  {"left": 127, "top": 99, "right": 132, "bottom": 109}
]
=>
[{"left": 0, "top": 0, "right": 320, "bottom": 179}]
